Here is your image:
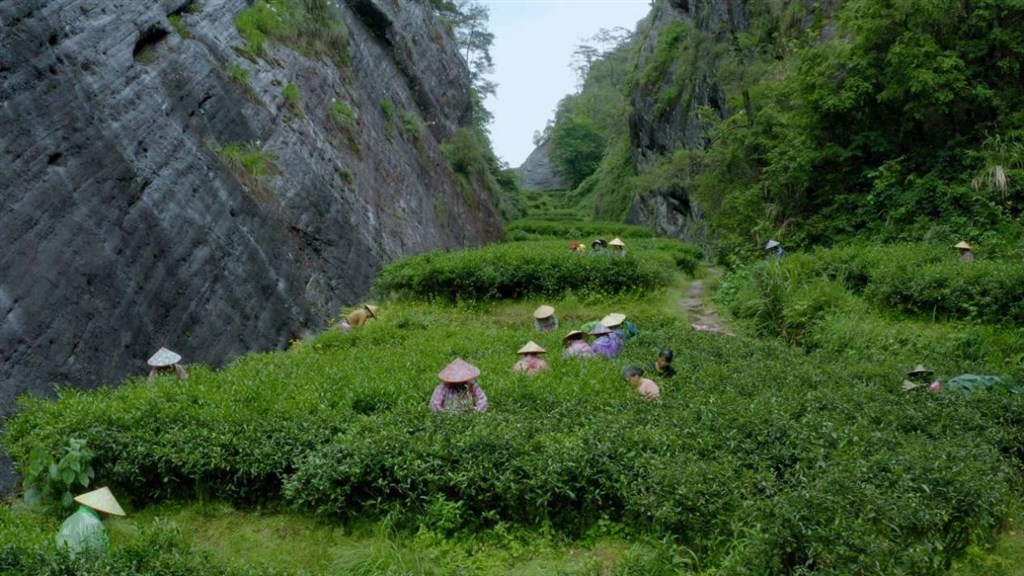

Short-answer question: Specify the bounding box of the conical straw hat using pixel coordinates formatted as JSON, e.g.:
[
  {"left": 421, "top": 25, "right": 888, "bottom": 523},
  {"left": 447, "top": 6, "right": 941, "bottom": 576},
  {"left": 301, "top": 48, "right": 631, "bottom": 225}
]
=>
[
  {"left": 364, "top": 304, "right": 379, "bottom": 318},
  {"left": 907, "top": 364, "right": 933, "bottom": 376},
  {"left": 600, "top": 313, "right": 626, "bottom": 328},
  {"left": 765, "top": 239, "right": 780, "bottom": 250},
  {"left": 563, "top": 330, "right": 585, "bottom": 342},
  {"left": 533, "top": 305, "right": 555, "bottom": 319},
  {"left": 953, "top": 241, "right": 972, "bottom": 249},
  {"left": 147, "top": 347, "right": 181, "bottom": 367},
  {"left": 438, "top": 358, "right": 480, "bottom": 383},
  {"left": 589, "top": 323, "right": 612, "bottom": 336},
  {"left": 74, "top": 486, "right": 126, "bottom": 516},
  {"left": 517, "top": 341, "right": 546, "bottom": 354},
  {"left": 608, "top": 237, "right": 625, "bottom": 247}
]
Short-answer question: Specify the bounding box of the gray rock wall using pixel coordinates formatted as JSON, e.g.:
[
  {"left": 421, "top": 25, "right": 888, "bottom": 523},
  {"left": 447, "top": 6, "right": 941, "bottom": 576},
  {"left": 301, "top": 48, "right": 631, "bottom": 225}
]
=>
[
  {"left": 0, "top": 0, "right": 502, "bottom": 490},
  {"left": 626, "top": 0, "right": 743, "bottom": 243},
  {"left": 516, "top": 138, "right": 565, "bottom": 191}
]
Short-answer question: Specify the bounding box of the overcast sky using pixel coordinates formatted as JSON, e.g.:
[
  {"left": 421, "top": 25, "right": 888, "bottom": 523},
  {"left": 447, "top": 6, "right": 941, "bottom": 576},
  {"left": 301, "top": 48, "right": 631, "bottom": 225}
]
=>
[{"left": 482, "top": 0, "right": 652, "bottom": 167}]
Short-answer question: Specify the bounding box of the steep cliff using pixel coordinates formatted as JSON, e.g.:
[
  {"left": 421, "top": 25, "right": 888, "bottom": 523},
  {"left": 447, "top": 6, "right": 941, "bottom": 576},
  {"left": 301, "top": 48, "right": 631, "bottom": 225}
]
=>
[
  {"left": 0, "top": 0, "right": 502, "bottom": 487},
  {"left": 625, "top": 0, "right": 739, "bottom": 243}
]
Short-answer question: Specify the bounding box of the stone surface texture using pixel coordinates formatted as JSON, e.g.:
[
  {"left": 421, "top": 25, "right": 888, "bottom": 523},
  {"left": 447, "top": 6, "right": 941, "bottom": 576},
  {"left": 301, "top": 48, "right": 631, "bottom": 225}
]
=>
[
  {"left": 626, "top": 0, "right": 743, "bottom": 244},
  {"left": 0, "top": 0, "right": 503, "bottom": 490},
  {"left": 515, "top": 138, "right": 565, "bottom": 191}
]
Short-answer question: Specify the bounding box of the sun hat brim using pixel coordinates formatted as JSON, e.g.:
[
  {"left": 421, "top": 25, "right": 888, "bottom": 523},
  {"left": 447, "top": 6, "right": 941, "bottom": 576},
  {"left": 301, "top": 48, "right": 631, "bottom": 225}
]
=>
[{"left": 147, "top": 347, "right": 181, "bottom": 367}]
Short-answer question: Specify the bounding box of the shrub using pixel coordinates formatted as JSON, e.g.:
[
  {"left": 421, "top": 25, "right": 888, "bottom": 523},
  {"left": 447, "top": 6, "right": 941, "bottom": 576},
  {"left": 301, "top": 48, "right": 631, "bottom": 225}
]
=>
[
  {"left": 400, "top": 110, "right": 423, "bottom": 141},
  {"left": 5, "top": 264, "right": 1024, "bottom": 574},
  {"left": 505, "top": 220, "right": 656, "bottom": 241},
  {"left": 235, "top": 0, "right": 348, "bottom": 64},
  {"left": 329, "top": 99, "right": 356, "bottom": 128},
  {"left": 212, "top": 141, "right": 279, "bottom": 201},
  {"left": 21, "top": 438, "right": 95, "bottom": 511},
  {"left": 282, "top": 82, "right": 302, "bottom": 116},
  {"left": 372, "top": 241, "right": 674, "bottom": 302}
]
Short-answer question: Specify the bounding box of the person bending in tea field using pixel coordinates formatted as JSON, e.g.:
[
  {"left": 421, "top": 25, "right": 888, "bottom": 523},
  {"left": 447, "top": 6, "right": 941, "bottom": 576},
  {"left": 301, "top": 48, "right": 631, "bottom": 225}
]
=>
[
  {"left": 953, "top": 240, "right": 974, "bottom": 262},
  {"left": 513, "top": 341, "right": 550, "bottom": 375},
  {"left": 56, "top": 487, "right": 126, "bottom": 557},
  {"left": 901, "top": 364, "right": 939, "bottom": 392},
  {"left": 562, "top": 330, "right": 595, "bottom": 358},
  {"left": 340, "top": 304, "right": 379, "bottom": 332},
  {"left": 622, "top": 366, "right": 660, "bottom": 400},
  {"left": 430, "top": 358, "right": 489, "bottom": 413},
  {"left": 601, "top": 313, "right": 638, "bottom": 343},
  {"left": 589, "top": 324, "right": 622, "bottom": 359},
  {"left": 147, "top": 347, "right": 188, "bottom": 380},
  {"left": 651, "top": 348, "right": 676, "bottom": 379},
  {"left": 533, "top": 305, "right": 559, "bottom": 333}
]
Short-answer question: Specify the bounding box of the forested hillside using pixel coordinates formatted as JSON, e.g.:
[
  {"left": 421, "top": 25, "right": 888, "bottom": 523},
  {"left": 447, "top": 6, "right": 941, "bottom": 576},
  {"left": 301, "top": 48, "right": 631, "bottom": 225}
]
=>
[{"left": 544, "top": 0, "right": 1024, "bottom": 259}]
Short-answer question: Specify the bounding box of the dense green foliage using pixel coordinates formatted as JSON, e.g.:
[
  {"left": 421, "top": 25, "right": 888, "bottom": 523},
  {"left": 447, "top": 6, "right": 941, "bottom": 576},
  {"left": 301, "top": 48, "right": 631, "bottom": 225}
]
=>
[
  {"left": 235, "top": 0, "right": 348, "bottom": 64},
  {"left": 716, "top": 244, "right": 1024, "bottom": 379},
  {"left": 6, "top": 288, "right": 1022, "bottom": 574},
  {"left": 372, "top": 241, "right": 675, "bottom": 302},
  {"left": 505, "top": 219, "right": 655, "bottom": 240},
  {"left": 546, "top": 29, "right": 639, "bottom": 213},
  {"left": 21, "top": 438, "right": 95, "bottom": 511},
  {"left": 676, "top": 0, "right": 1024, "bottom": 255},
  {"left": 550, "top": 117, "right": 608, "bottom": 189}
]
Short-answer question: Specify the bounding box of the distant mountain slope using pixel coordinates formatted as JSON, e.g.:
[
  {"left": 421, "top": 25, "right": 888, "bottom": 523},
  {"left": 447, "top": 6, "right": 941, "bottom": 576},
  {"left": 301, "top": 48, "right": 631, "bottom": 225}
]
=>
[{"left": 516, "top": 139, "right": 565, "bottom": 191}]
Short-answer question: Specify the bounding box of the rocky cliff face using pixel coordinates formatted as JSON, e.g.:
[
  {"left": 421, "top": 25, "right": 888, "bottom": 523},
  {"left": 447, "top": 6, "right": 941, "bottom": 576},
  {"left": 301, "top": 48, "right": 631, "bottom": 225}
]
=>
[
  {"left": 0, "top": 0, "right": 502, "bottom": 489},
  {"left": 516, "top": 139, "right": 565, "bottom": 191},
  {"left": 625, "top": 0, "right": 743, "bottom": 243}
]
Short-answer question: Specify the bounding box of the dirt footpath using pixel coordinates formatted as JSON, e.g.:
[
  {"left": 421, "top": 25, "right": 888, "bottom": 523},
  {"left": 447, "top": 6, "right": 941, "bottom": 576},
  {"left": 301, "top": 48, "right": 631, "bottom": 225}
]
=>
[{"left": 678, "top": 267, "right": 734, "bottom": 335}]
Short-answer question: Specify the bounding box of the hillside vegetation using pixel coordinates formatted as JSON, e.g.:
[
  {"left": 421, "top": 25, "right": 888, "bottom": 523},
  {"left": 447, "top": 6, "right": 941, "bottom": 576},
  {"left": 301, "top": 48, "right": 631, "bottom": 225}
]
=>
[
  {"left": 543, "top": 0, "right": 1024, "bottom": 258},
  {"left": 4, "top": 228, "right": 1024, "bottom": 574}
]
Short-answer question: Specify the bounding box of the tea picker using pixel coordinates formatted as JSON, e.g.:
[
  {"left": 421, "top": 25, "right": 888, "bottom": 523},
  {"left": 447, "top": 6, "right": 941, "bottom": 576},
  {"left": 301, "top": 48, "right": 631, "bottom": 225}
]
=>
[{"left": 55, "top": 486, "right": 126, "bottom": 556}]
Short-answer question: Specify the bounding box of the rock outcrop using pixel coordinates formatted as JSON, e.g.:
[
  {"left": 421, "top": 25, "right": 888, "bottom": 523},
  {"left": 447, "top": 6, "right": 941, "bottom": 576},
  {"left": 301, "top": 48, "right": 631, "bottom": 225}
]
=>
[
  {"left": 625, "top": 0, "right": 740, "bottom": 243},
  {"left": 0, "top": 0, "right": 503, "bottom": 490},
  {"left": 516, "top": 138, "right": 565, "bottom": 191}
]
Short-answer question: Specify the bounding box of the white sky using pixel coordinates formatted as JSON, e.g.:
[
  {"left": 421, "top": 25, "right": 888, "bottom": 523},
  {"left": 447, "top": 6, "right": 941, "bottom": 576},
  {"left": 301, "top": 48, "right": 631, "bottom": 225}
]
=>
[{"left": 482, "top": 0, "right": 652, "bottom": 167}]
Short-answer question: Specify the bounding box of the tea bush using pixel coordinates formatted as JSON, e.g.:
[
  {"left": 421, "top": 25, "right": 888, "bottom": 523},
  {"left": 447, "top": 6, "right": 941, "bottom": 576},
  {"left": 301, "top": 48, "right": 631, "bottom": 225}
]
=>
[
  {"left": 372, "top": 241, "right": 675, "bottom": 302},
  {"left": 505, "top": 220, "right": 656, "bottom": 240},
  {"left": 7, "top": 295, "right": 1023, "bottom": 574},
  {"left": 730, "top": 243, "right": 1024, "bottom": 325},
  {"left": 7, "top": 235, "right": 1024, "bottom": 574}
]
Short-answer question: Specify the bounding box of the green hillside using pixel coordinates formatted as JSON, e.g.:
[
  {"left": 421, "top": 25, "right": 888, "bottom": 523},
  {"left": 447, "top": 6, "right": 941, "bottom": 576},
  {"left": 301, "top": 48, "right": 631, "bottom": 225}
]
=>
[{"left": 4, "top": 230, "right": 1024, "bottom": 574}]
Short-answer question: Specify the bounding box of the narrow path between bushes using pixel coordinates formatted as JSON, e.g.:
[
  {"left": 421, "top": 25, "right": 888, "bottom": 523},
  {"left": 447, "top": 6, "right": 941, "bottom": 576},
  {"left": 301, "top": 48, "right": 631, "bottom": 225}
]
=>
[{"left": 677, "top": 266, "right": 734, "bottom": 335}]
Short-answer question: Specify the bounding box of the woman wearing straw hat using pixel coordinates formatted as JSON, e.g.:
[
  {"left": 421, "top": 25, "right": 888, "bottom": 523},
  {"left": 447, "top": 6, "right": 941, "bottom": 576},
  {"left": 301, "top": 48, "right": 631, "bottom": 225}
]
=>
[
  {"left": 953, "top": 240, "right": 974, "bottom": 262},
  {"left": 901, "top": 364, "right": 938, "bottom": 392},
  {"left": 533, "top": 304, "right": 559, "bottom": 333},
  {"left": 513, "top": 341, "right": 549, "bottom": 375},
  {"left": 430, "top": 358, "right": 489, "bottom": 413},
  {"left": 562, "top": 330, "right": 594, "bottom": 358},
  {"left": 589, "top": 323, "right": 622, "bottom": 359},
  {"left": 608, "top": 237, "right": 627, "bottom": 256},
  {"left": 601, "top": 312, "right": 638, "bottom": 344},
  {"left": 55, "top": 486, "right": 126, "bottom": 556},
  {"left": 765, "top": 239, "right": 785, "bottom": 258},
  {"left": 340, "top": 304, "right": 379, "bottom": 332},
  {"left": 147, "top": 347, "right": 188, "bottom": 380}
]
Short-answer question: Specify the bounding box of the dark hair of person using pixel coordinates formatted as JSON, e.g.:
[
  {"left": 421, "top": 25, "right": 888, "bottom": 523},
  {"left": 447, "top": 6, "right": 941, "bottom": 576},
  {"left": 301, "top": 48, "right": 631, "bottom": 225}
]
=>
[
  {"left": 658, "top": 348, "right": 674, "bottom": 362},
  {"left": 622, "top": 365, "right": 644, "bottom": 379}
]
